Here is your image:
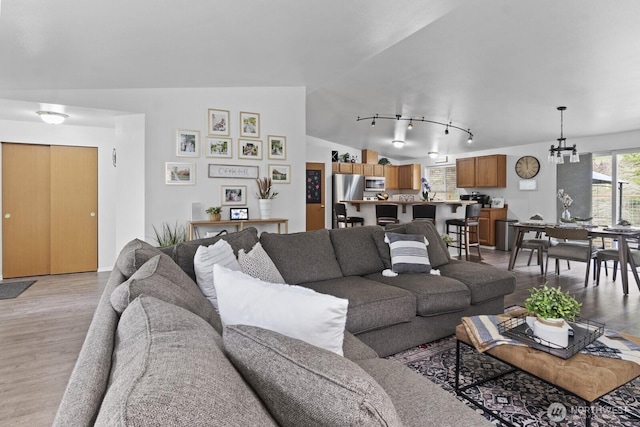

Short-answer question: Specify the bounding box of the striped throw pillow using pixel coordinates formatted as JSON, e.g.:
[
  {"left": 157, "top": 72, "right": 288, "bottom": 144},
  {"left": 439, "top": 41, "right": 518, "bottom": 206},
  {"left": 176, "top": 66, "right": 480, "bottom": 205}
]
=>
[{"left": 384, "top": 232, "right": 431, "bottom": 274}]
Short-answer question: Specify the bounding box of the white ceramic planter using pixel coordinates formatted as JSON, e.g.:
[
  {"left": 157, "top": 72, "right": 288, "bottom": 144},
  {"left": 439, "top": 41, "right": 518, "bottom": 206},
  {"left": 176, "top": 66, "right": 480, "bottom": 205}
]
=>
[
  {"left": 533, "top": 317, "right": 570, "bottom": 348},
  {"left": 259, "top": 199, "right": 272, "bottom": 219}
]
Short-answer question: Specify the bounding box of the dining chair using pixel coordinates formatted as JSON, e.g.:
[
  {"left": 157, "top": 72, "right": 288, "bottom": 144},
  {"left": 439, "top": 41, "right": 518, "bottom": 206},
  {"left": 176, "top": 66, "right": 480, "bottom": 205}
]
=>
[
  {"left": 544, "top": 227, "right": 597, "bottom": 287},
  {"left": 595, "top": 236, "right": 638, "bottom": 286},
  {"left": 334, "top": 203, "right": 364, "bottom": 228},
  {"left": 412, "top": 204, "right": 437, "bottom": 225},
  {"left": 445, "top": 203, "right": 482, "bottom": 261},
  {"left": 515, "top": 231, "right": 548, "bottom": 275},
  {"left": 375, "top": 204, "right": 399, "bottom": 226}
]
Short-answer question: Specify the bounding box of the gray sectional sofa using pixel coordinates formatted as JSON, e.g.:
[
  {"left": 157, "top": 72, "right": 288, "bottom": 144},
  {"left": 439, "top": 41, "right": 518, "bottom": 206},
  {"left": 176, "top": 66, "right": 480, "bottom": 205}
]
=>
[{"left": 54, "top": 221, "right": 514, "bottom": 426}]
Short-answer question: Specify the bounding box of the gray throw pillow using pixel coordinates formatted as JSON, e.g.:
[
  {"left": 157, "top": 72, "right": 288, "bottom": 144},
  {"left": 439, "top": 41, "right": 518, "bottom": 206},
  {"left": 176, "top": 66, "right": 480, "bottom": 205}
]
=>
[
  {"left": 95, "top": 296, "right": 277, "bottom": 426},
  {"left": 385, "top": 232, "right": 431, "bottom": 274},
  {"left": 223, "top": 324, "right": 402, "bottom": 427},
  {"left": 110, "top": 253, "right": 221, "bottom": 331},
  {"left": 114, "top": 238, "right": 163, "bottom": 278}
]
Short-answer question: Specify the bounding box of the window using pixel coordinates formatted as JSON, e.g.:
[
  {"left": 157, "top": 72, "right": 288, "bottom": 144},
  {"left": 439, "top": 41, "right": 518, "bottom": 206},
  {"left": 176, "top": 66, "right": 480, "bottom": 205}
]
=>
[{"left": 425, "top": 166, "right": 457, "bottom": 200}]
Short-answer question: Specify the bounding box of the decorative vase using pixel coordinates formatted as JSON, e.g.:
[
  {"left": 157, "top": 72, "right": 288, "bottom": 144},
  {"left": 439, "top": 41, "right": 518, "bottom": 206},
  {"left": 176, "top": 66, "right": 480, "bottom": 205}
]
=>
[
  {"left": 562, "top": 208, "right": 571, "bottom": 221},
  {"left": 532, "top": 317, "right": 569, "bottom": 348},
  {"left": 259, "top": 199, "right": 272, "bottom": 219},
  {"left": 209, "top": 213, "right": 221, "bottom": 221}
]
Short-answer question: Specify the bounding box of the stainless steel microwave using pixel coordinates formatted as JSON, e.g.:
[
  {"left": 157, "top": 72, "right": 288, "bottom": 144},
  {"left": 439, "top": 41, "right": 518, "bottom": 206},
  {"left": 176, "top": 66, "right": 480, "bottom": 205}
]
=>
[{"left": 364, "top": 176, "right": 385, "bottom": 191}]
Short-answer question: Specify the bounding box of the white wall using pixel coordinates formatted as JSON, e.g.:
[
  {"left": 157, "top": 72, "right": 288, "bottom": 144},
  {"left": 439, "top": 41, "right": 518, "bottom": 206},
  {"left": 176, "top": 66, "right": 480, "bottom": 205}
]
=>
[
  {"left": 0, "top": 87, "right": 306, "bottom": 266},
  {"left": 0, "top": 118, "right": 131, "bottom": 273}
]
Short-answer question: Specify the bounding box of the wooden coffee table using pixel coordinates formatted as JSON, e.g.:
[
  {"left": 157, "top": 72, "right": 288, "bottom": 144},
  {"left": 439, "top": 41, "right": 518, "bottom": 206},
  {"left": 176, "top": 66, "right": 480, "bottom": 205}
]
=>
[{"left": 454, "top": 324, "right": 640, "bottom": 427}]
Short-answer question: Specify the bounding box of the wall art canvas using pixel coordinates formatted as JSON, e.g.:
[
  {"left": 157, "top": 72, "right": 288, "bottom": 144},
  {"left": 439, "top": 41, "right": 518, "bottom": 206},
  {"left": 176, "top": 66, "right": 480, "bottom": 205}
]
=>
[
  {"left": 269, "top": 164, "right": 291, "bottom": 184},
  {"left": 166, "top": 162, "right": 195, "bottom": 185},
  {"left": 205, "top": 137, "right": 232, "bottom": 158},
  {"left": 176, "top": 129, "right": 200, "bottom": 157},
  {"left": 208, "top": 108, "right": 230, "bottom": 136},
  {"left": 221, "top": 185, "right": 247, "bottom": 206},
  {"left": 239, "top": 111, "right": 260, "bottom": 138},
  {"left": 306, "top": 169, "right": 321, "bottom": 204},
  {"left": 238, "top": 139, "right": 262, "bottom": 160},
  {"left": 267, "top": 135, "right": 286, "bottom": 160}
]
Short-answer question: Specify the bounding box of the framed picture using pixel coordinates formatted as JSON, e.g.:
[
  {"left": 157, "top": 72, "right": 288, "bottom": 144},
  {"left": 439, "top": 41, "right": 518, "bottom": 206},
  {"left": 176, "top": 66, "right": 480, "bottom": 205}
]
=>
[
  {"left": 230, "top": 207, "right": 249, "bottom": 220},
  {"left": 166, "top": 162, "right": 195, "bottom": 185},
  {"left": 208, "top": 163, "right": 259, "bottom": 179},
  {"left": 238, "top": 139, "right": 262, "bottom": 160},
  {"left": 221, "top": 185, "right": 247, "bottom": 206},
  {"left": 205, "top": 137, "right": 232, "bottom": 158},
  {"left": 269, "top": 164, "right": 291, "bottom": 184},
  {"left": 267, "top": 135, "right": 286, "bottom": 160},
  {"left": 208, "top": 108, "right": 230, "bottom": 136},
  {"left": 176, "top": 129, "right": 200, "bottom": 157},
  {"left": 239, "top": 111, "right": 260, "bottom": 138},
  {"left": 491, "top": 197, "right": 505, "bottom": 208}
]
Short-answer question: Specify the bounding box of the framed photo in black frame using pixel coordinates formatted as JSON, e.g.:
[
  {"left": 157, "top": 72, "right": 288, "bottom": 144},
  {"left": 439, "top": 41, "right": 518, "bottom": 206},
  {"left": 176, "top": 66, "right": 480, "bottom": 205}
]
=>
[{"left": 230, "top": 207, "right": 249, "bottom": 220}]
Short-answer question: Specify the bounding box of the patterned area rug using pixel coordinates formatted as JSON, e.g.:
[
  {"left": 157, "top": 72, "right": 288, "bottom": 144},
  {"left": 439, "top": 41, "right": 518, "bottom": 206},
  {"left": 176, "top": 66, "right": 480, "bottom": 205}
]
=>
[{"left": 388, "top": 335, "right": 640, "bottom": 426}]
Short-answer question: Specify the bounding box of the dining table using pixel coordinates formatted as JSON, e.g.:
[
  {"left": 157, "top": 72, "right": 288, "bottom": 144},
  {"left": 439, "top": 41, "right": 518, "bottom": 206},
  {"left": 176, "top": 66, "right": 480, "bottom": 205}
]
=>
[{"left": 508, "top": 222, "right": 640, "bottom": 295}]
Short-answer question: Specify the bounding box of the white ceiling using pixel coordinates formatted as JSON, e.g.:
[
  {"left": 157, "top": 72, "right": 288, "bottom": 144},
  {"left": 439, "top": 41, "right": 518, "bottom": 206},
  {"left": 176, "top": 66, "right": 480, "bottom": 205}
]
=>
[{"left": 1, "top": 0, "right": 640, "bottom": 159}]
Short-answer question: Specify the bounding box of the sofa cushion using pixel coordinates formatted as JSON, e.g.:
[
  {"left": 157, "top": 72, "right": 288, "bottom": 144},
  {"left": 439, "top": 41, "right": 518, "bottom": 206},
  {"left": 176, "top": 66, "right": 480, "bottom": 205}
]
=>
[
  {"left": 110, "top": 253, "right": 221, "bottom": 331},
  {"left": 238, "top": 242, "right": 285, "bottom": 283},
  {"left": 95, "top": 296, "right": 277, "bottom": 426},
  {"left": 194, "top": 239, "right": 242, "bottom": 311},
  {"left": 438, "top": 259, "right": 516, "bottom": 304},
  {"left": 223, "top": 325, "right": 402, "bottom": 427},
  {"left": 329, "top": 226, "right": 385, "bottom": 276},
  {"left": 385, "top": 232, "right": 431, "bottom": 274},
  {"left": 260, "top": 229, "right": 343, "bottom": 285},
  {"left": 301, "top": 276, "right": 416, "bottom": 334},
  {"left": 115, "top": 238, "right": 163, "bottom": 278},
  {"left": 385, "top": 221, "right": 451, "bottom": 268},
  {"left": 214, "top": 265, "right": 348, "bottom": 355},
  {"left": 365, "top": 272, "right": 470, "bottom": 316},
  {"left": 167, "top": 227, "right": 259, "bottom": 281},
  {"left": 358, "top": 358, "right": 493, "bottom": 427}
]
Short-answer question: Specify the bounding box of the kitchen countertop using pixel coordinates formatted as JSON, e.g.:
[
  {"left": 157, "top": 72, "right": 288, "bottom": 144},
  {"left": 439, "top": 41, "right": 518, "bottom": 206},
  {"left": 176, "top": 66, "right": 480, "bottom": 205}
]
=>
[{"left": 341, "top": 199, "right": 478, "bottom": 213}]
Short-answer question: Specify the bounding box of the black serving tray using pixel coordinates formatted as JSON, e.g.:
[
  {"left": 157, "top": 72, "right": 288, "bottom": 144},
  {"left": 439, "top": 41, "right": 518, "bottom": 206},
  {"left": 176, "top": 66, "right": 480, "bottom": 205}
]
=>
[{"left": 497, "top": 316, "right": 604, "bottom": 359}]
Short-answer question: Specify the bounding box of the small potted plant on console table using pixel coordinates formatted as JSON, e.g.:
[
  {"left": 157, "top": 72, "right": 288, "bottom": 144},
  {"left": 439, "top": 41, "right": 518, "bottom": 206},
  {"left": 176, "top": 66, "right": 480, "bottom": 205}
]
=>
[
  {"left": 206, "top": 206, "right": 222, "bottom": 221},
  {"left": 524, "top": 283, "right": 582, "bottom": 348}
]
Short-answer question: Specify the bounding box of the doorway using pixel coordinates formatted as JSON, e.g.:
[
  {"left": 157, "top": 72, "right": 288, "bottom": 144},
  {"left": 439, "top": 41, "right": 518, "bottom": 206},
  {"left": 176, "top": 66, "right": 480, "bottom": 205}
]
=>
[
  {"left": 2, "top": 143, "right": 98, "bottom": 278},
  {"left": 305, "top": 162, "right": 325, "bottom": 230}
]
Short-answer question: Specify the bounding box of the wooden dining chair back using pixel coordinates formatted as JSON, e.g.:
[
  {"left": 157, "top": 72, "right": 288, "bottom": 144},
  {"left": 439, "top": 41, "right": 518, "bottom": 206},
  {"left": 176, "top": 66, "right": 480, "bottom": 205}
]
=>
[
  {"left": 445, "top": 203, "right": 482, "bottom": 261},
  {"left": 334, "top": 203, "right": 364, "bottom": 228},
  {"left": 544, "top": 227, "right": 596, "bottom": 287},
  {"left": 375, "top": 204, "right": 399, "bottom": 226},
  {"left": 412, "top": 204, "right": 437, "bottom": 225}
]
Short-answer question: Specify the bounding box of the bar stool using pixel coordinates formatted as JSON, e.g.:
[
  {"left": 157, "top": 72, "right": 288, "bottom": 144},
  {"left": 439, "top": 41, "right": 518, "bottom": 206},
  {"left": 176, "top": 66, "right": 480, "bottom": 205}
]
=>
[
  {"left": 445, "top": 203, "right": 482, "bottom": 261},
  {"left": 412, "top": 204, "right": 436, "bottom": 226},
  {"left": 334, "top": 203, "right": 364, "bottom": 228},
  {"left": 376, "top": 204, "right": 399, "bottom": 226}
]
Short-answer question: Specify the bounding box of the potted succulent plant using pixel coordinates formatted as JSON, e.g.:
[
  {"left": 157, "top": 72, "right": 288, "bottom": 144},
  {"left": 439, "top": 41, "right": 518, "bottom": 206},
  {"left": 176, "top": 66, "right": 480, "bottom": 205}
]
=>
[
  {"left": 205, "top": 206, "right": 222, "bottom": 221},
  {"left": 256, "top": 177, "right": 278, "bottom": 219},
  {"left": 524, "top": 283, "right": 582, "bottom": 347}
]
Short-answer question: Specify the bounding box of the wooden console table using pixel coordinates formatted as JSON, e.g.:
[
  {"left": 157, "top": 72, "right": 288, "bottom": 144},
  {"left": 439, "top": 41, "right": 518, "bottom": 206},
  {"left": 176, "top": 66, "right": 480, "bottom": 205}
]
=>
[{"left": 187, "top": 218, "right": 288, "bottom": 240}]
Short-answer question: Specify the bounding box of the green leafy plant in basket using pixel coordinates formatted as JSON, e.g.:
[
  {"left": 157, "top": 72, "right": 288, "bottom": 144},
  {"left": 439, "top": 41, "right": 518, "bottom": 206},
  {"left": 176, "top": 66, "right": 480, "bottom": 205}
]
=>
[{"left": 524, "top": 283, "right": 582, "bottom": 321}]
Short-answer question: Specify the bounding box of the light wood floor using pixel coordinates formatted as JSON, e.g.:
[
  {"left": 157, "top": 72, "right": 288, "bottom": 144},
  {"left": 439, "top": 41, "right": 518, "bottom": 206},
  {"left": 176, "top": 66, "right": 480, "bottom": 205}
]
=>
[{"left": 1, "top": 249, "right": 639, "bottom": 426}]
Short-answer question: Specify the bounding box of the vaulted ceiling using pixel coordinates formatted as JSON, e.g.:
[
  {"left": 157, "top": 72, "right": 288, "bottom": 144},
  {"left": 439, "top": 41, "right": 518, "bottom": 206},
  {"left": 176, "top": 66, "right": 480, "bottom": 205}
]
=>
[{"left": 1, "top": 0, "right": 640, "bottom": 159}]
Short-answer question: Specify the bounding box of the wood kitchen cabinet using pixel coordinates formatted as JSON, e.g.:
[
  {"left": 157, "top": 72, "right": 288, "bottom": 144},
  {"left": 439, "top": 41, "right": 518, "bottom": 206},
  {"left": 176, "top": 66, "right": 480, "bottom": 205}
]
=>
[
  {"left": 338, "top": 162, "right": 353, "bottom": 173},
  {"left": 479, "top": 205, "right": 507, "bottom": 246},
  {"left": 398, "top": 164, "right": 421, "bottom": 190},
  {"left": 363, "top": 163, "right": 375, "bottom": 176},
  {"left": 373, "top": 164, "right": 384, "bottom": 176},
  {"left": 361, "top": 149, "right": 378, "bottom": 164},
  {"left": 351, "top": 163, "right": 363, "bottom": 175},
  {"left": 384, "top": 165, "right": 399, "bottom": 189},
  {"left": 456, "top": 157, "right": 476, "bottom": 187},
  {"left": 456, "top": 154, "right": 506, "bottom": 188}
]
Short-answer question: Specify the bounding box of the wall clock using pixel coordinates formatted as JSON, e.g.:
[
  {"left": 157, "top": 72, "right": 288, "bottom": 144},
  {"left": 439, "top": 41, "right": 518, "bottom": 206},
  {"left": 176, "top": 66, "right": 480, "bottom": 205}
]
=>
[{"left": 515, "top": 155, "right": 540, "bottom": 179}]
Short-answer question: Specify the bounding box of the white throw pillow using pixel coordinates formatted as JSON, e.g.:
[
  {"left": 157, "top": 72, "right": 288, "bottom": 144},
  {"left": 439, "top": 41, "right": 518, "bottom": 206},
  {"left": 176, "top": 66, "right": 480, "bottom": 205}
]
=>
[
  {"left": 213, "top": 264, "right": 348, "bottom": 355},
  {"left": 238, "top": 242, "right": 285, "bottom": 284},
  {"left": 194, "top": 240, "right": 241, "bottom": 310}
]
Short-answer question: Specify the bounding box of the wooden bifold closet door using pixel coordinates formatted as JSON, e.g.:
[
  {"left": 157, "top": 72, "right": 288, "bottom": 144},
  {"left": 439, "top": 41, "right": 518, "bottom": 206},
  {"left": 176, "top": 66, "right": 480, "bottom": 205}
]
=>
[{"left": 2, "top": 143, "right": 98, "bottom": 278}]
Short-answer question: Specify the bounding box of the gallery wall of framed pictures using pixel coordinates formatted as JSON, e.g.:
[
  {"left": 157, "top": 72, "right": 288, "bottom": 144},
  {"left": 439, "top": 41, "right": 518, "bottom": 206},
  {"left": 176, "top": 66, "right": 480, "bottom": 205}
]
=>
[{"left": 166, "top": 107, "right": 291, "bottom": 215}]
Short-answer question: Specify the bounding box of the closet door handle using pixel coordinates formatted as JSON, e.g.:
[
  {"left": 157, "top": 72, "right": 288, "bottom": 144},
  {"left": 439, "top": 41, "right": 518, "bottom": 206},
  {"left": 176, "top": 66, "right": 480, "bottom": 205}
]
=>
[
  {"left": 4, "top": 213, "right": 10, "bottom": 219},
  {"left": 90, "top": 212, "right": 96, "bottom": 217}
]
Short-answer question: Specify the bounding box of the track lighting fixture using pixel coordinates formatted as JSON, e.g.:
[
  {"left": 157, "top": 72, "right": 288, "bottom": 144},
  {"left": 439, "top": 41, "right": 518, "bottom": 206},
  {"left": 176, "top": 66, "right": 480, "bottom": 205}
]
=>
[
  {"left": 357, "top": 114, "right": 473, "bottom": 141},
  {"left": 548, "top": 106, "right": 579, "bottom": 164}
]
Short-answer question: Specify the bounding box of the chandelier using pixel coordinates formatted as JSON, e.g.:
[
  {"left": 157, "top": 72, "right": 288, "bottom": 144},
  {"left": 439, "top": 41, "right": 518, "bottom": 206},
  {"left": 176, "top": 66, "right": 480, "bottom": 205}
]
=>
[
  {"left": 548, "top": 106, "right": 579, "bottom": 164},
  {"left": 356, "top": 114, "right": 473, "bottom": 147}
]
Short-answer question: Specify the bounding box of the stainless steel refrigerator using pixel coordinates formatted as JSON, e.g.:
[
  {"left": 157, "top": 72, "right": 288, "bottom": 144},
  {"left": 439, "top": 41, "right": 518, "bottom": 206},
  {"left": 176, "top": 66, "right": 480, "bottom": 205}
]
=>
[{"left": 332, "top": 174, "right": 364, "bottom": 228}]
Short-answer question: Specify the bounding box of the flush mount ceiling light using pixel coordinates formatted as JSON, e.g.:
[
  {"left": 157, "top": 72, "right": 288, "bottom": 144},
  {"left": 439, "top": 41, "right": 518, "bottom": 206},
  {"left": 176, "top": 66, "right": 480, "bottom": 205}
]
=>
[
  {"left": 392, "top": 140, "right": 405, "bottom": 148},
  {"left": 357, "top": 114, "right": 473, "bottom": 143},
  {"left": 428, "top": 151, "right": 439, "bottom": 158},
  {"left": 548, "top": 106, "right": 579, "bottom": 164},
  {"left": 36, "top": 111, "right": 68, "bottom": 125}
]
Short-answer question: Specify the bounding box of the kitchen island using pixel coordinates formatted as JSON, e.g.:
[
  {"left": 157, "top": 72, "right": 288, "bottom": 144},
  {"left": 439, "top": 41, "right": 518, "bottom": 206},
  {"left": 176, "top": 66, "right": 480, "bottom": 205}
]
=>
[{"left": 342, "top": 199, "right": 477, "bottom": 214}]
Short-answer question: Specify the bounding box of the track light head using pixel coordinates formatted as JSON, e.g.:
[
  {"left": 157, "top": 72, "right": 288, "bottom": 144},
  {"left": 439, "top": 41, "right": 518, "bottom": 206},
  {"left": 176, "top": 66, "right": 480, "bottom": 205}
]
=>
[{"left": 408, "top": 119, "right": 413, "bottom": 130}]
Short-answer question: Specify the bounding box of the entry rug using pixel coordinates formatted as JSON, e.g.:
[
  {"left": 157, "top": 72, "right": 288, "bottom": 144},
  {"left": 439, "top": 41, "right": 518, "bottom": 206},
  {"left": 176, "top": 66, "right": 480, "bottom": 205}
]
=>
[
  {"left": 0, "top": 280, "right": 36, "bottom": 300},
  {"left": 388, "top": 335, "right": 640, "bottom": 426}
]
